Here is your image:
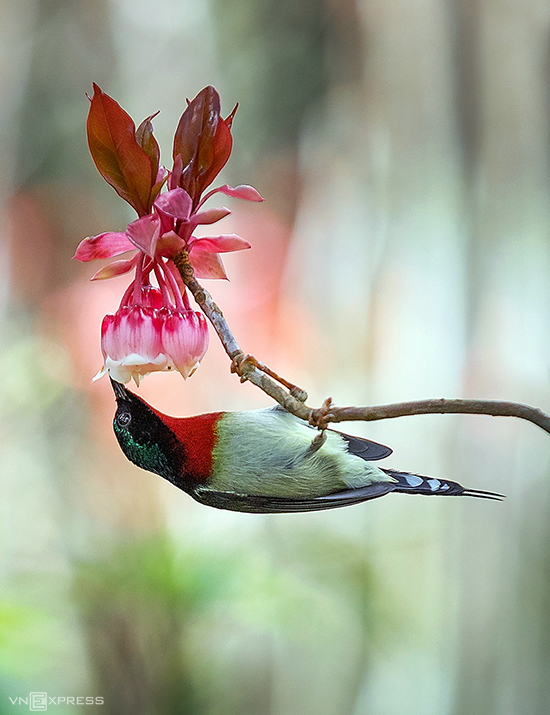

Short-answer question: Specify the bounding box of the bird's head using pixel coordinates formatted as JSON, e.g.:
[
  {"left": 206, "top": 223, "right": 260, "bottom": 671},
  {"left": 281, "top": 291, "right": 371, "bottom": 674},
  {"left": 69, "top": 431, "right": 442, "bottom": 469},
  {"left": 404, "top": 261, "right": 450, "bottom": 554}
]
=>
[{"left": 110, "top": 378, "right": 185, "bottom": 485}]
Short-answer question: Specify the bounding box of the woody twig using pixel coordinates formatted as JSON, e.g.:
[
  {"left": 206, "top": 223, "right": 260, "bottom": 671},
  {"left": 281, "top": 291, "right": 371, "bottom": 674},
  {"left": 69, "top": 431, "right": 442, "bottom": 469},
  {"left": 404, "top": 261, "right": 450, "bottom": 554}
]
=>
[{"left": 174, "top": 250, "right": 550, "bottom": 437}]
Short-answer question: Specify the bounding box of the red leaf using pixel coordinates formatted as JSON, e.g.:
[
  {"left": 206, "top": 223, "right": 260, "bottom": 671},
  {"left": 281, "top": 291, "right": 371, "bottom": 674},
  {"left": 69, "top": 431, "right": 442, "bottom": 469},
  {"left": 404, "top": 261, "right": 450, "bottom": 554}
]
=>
[
  {"left": 190, "top": 207, "right": 231, "bottom": 225},
  {"left": 197, "top": 116, "right": 233, "bottom": 195},
  {"left": 189, "top": 234, "right": 251, "bottom": 253},
  {"left": 173, "top": 86, "right": 220, "bottom": 177},
  {"left": 126, "top": 214, "right": 161, "bottom": 257},
  {"left": 189, "top": 248, "right": 228, "bottom": 280},
  {"left": 150, "top": 168, "right": 168, "bottom": 205},
  {"left": 91, "top": 256, "right": 137, "bottom": 280},
  {"left": 154, "top": 188, "right": 193, "bottom": 221},
  {"left": 178, "top": 158, "right": 198, "bottom": 203},
  {"left": 168, "top": 154, "right": 182, "bottom": 190},
  {"left": 156, "top": 230, "right": 185, "bottom": 257},
  {"left": 173, "top": 86, "right": 231, "bottom": 203},
  {"left": 225, "top": 103, "right": 238, "bottom": 129},
  {"left": 204, "top": 184, "right": 264, "bottom": 203},
  {"left": 87, "top": 84, "right": 153, "bottom": 215},
  {"left": 73, "top": 232, "right": 134, "bottom": 261},
  {"left": 136, "top": 112, "right": 160, "bottom": 187}
]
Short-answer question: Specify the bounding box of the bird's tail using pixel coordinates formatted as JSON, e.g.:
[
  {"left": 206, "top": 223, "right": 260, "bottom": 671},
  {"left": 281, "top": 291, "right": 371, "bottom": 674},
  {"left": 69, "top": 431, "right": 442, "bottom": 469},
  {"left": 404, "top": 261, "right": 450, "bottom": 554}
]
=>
[{"left": 384, "top": 469, "right": 504, "bottom": 501}]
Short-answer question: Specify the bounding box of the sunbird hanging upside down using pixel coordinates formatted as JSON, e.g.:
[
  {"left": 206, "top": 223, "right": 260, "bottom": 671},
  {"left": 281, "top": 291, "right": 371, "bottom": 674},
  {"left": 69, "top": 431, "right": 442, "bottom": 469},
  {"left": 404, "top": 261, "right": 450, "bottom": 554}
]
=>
[{"left": 110, "top": 378, "right": 503, "bottom": 513}]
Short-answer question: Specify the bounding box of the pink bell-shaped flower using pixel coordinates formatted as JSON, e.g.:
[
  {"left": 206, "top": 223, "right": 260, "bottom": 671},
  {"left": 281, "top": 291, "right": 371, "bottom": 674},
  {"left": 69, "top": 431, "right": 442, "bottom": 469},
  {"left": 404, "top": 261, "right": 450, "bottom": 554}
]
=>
[
  {"left": 97, "top": 305, "right": 169, "bottom": 386},
  {"left": 161, "top": 309, "right": 209, "bottom": 379}
]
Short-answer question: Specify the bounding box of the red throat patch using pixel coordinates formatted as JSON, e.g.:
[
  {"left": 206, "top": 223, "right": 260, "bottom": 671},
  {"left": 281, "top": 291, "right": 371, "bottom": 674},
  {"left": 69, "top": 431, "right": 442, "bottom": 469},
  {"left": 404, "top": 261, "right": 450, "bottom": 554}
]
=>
[{"left": 152, "top": 408, "right": 223, "bottom": 483}]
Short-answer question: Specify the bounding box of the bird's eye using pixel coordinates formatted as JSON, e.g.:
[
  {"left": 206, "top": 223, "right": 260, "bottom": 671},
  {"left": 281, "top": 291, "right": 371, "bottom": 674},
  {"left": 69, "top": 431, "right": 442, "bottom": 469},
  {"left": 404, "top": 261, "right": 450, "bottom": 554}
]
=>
[{"left": 116, "top": 411, "right": 132, "bottom": 427}]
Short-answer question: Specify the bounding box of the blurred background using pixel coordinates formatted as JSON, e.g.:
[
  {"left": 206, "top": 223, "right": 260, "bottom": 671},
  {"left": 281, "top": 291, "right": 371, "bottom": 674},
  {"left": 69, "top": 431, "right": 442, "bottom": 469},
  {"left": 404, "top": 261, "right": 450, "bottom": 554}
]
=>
[{"left": 1, "top": 0, "right": 549, "bottom": 713}]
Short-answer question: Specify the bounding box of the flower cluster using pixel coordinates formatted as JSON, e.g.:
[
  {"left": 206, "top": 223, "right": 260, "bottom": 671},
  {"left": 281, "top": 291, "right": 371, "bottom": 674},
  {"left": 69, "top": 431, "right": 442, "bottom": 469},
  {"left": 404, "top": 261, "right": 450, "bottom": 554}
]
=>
[
  {"left": 75, "top": 84, "right": 262, "bottom": 385},
  {"left": 96, "top": 278, "right": 209, "bottom": 386}
]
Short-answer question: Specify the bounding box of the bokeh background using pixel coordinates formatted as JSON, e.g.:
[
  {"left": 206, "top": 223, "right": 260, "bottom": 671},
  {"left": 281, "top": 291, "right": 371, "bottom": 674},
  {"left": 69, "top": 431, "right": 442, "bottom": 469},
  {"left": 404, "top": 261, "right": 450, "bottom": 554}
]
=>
[{"left": 1, "top": 0, "right": 550, "bottom": 713}]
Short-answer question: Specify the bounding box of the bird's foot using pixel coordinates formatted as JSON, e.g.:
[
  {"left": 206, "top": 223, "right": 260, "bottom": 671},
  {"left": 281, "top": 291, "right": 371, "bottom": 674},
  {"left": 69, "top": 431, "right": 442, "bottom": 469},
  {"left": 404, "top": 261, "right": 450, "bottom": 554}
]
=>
[
  {"left": 306, "top": 429, "right": 327, "bottom": 455},
  {"left": 230, "top": 351, "right": 308, "bottom": 401},
  {"left": 299, "top": 399, "right": 334, "bottom": 462},
  {"left": 309, "top": 397, "right": 334, "bottom": 431},
  {"left": 284, "top": 420, "right": 328, "bottom": 468}
]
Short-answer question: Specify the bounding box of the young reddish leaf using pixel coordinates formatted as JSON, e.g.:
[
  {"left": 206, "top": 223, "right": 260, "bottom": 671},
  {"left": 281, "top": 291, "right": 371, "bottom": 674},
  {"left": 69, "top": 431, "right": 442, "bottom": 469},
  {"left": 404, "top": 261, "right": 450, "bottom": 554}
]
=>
[
  {"left": 87, "top": 84, "right": 153, "bottom": 215},
  {"left": 189, "top": 248, "right": 229, "bottom": 280},
  {"left": 154, "top": 187, "right": 193, "bottom": 221},
  {"left": 157, "top": 231, "right": 185, "bottom": 258},
  {"left": 189, "top": 234, "right": 251, "bottom": 253},
  {"left": 172, "top": 86, "right": 225, "bottom": 203},
  {"left": 173, "top": 86, "right": 220, "bottom": 173},
  {"left": 126, "top": 214, "right": 161, "bottom": 257},
  {"left": 178, "top": 155, "right": 199, "bottom": 202},
  {"left": 197, "top": 116, "right": 233, "bottom": 195},
  {"left": 73, "top": 232, "right": 134, "bottom": 261},
  {"left": 150, "top": 168, "right": 169, "bottom": 205},
  {"left": 156, "top": 230, "right": 185, "bottom": 257},
  {"left": 225, "top": 104, "right": 238, "bottom": 129},
  {"left": 136, "top": 113, "right": 161, "bottom": 187},
  {"left": 91, "top": 256, "right": 137, "bottom": 280},
  {"left": 168, "top": 154, "right": 183, "bottom": 190},
  {"left": 190, "top": 206, "right": 231, "bottom": 225},
  {"left": 201, "top": 184, "right": 264, "bottom": 205}
]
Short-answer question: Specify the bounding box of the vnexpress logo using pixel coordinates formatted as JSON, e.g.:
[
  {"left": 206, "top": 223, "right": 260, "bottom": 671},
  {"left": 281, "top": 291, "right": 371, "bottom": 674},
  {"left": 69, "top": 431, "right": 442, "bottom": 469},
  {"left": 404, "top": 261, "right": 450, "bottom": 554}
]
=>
[
  {"left": 8, "top": 693, "right": 104, "bottom": 710},
  {"left": 30, "top": 694, "right": 47, "bottom": 711},
  {"left": 8, "top": 693, "right": 47, "bottom": 711}
]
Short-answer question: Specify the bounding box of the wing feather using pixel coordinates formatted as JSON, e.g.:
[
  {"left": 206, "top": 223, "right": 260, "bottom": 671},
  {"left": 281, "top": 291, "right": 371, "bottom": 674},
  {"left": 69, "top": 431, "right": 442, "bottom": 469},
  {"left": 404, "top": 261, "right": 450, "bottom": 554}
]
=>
[
  {"left": 191, "top": 482, "right": 396, "bottom": 514},
  {"left": 334, "top": 430, "right": 393, "bottom": 461}
]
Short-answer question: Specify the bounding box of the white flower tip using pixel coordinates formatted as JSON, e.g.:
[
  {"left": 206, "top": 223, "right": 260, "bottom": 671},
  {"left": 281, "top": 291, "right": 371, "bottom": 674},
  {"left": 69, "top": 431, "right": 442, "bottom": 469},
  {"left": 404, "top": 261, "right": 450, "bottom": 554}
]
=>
[
  {"left": 178, "top": 362, "right": 200, "bottom": 379},
  {"left": 92, "top": 366, "right": 107, "bottom": 382}
]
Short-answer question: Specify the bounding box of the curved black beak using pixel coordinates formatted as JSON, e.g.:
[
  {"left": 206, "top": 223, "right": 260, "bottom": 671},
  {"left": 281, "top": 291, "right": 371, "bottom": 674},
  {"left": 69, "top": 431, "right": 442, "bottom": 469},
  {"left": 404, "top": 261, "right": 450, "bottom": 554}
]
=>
[{"left": 110, "top": 377, "right": 130, "bottom": 401}]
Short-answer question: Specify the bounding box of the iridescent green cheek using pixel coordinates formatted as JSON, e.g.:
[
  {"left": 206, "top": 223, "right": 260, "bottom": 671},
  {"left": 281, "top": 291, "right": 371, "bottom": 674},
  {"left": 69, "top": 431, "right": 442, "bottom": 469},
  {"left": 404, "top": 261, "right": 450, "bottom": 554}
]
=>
[{"left": 114, "top": 425, "right": 173, "bottom": 482}]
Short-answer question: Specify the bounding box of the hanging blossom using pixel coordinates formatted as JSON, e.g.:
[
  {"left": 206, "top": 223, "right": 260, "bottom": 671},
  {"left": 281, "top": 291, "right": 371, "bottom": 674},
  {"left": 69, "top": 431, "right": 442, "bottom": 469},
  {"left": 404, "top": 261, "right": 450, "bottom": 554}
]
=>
[{"left": 74, "top": 84, "right": 263, "bottom": 385}]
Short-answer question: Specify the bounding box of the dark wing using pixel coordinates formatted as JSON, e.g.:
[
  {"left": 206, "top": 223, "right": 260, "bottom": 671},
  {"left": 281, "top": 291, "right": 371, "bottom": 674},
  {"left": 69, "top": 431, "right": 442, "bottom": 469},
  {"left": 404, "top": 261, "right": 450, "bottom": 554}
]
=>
[
  {"left": 333, "top": 430, "right": 393, "bottom": 461},
  {"left": 191, "top": 482, "right": 396, "bottom": 514},
  {"left": 271, "top": 405, "right": 392, "bottom": 461}
]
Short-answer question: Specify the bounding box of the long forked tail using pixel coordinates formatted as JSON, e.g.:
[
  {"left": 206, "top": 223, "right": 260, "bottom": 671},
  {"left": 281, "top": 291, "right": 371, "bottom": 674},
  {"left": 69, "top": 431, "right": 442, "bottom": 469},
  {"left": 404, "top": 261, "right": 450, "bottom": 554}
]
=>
[{"left": 384, "top": 469, "right": 505, "bottom": 501}]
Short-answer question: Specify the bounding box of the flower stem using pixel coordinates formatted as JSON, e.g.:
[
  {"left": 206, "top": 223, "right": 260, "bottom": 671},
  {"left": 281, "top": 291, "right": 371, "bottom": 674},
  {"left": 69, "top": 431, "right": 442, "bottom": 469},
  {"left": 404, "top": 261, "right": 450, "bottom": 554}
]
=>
[
  {"left": 166, "top": 259, "right": 188, "bottom": 297},
  {"left": 165, "top": 259, "right": 190, "bottom": 310},
  {"left": 120, "top": 280, "right": 135, "bottom": 308},
  {"left": 153, "top": 263, "right": 172, "bottom": 307},
  {"left": 133, "top": 253, "right": 144, "bottom": 304},
  {"left": 160, "top": 259, "right": 184, "bottom": 311},
  {"left": 142, "top": 259, "right": 153, "bottom": 284},
  {"left": 182, "top": 286, "right": 191, "bottom": 310}
]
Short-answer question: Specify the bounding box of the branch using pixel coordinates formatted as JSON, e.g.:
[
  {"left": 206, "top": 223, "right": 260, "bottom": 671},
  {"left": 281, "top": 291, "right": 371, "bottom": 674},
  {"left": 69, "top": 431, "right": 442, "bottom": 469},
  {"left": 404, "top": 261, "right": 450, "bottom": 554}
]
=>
[
  {"left": 321, "top": 399, "right": 550, "bottom": 435},
  {"left": 173, "top": 251, "right": 550, "bottom": 437}
]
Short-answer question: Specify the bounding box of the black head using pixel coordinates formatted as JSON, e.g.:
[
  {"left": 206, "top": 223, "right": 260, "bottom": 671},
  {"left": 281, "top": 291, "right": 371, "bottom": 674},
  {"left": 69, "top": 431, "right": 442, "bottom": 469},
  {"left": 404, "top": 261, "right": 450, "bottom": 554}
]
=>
[{"left": 110, "top": 378, "right": 187, "bottom": 487}]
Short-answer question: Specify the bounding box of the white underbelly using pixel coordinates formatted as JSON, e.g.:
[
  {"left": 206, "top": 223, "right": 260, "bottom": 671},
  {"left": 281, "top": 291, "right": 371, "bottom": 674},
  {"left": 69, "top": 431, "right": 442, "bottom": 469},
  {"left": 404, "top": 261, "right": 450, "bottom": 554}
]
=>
[{"left": 210, "top": 408, "right": 391, "bottom": 497}]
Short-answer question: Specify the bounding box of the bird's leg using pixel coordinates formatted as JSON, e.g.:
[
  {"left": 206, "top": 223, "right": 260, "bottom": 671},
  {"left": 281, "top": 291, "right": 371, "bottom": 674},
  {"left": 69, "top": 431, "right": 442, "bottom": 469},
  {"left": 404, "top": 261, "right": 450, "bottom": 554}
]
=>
[
  {"left": 284, "top": 398, "right": 333, "bottom": 468},
  {"left": 303, "top": 429, "right": 327, "bottom": 456},
  {"left": 230, "top": 352, "right": 308, "bottom": 402},
  {"left": 304, "top": 396, "right": 334, "bottom": 453}
]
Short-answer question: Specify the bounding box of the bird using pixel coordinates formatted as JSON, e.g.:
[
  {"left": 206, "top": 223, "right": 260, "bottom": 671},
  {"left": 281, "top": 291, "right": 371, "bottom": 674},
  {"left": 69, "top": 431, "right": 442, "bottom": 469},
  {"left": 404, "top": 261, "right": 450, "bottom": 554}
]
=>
[{"left": 109, "top": 378, "right": 504, "bottom": 513}]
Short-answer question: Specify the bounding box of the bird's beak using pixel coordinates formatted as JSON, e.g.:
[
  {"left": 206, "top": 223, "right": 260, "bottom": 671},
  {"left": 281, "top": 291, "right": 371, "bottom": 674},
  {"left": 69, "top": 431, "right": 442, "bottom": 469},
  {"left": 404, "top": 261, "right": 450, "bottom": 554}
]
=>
[{"left": 110, "top": 377, "right": 130, "bottom": 401}]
